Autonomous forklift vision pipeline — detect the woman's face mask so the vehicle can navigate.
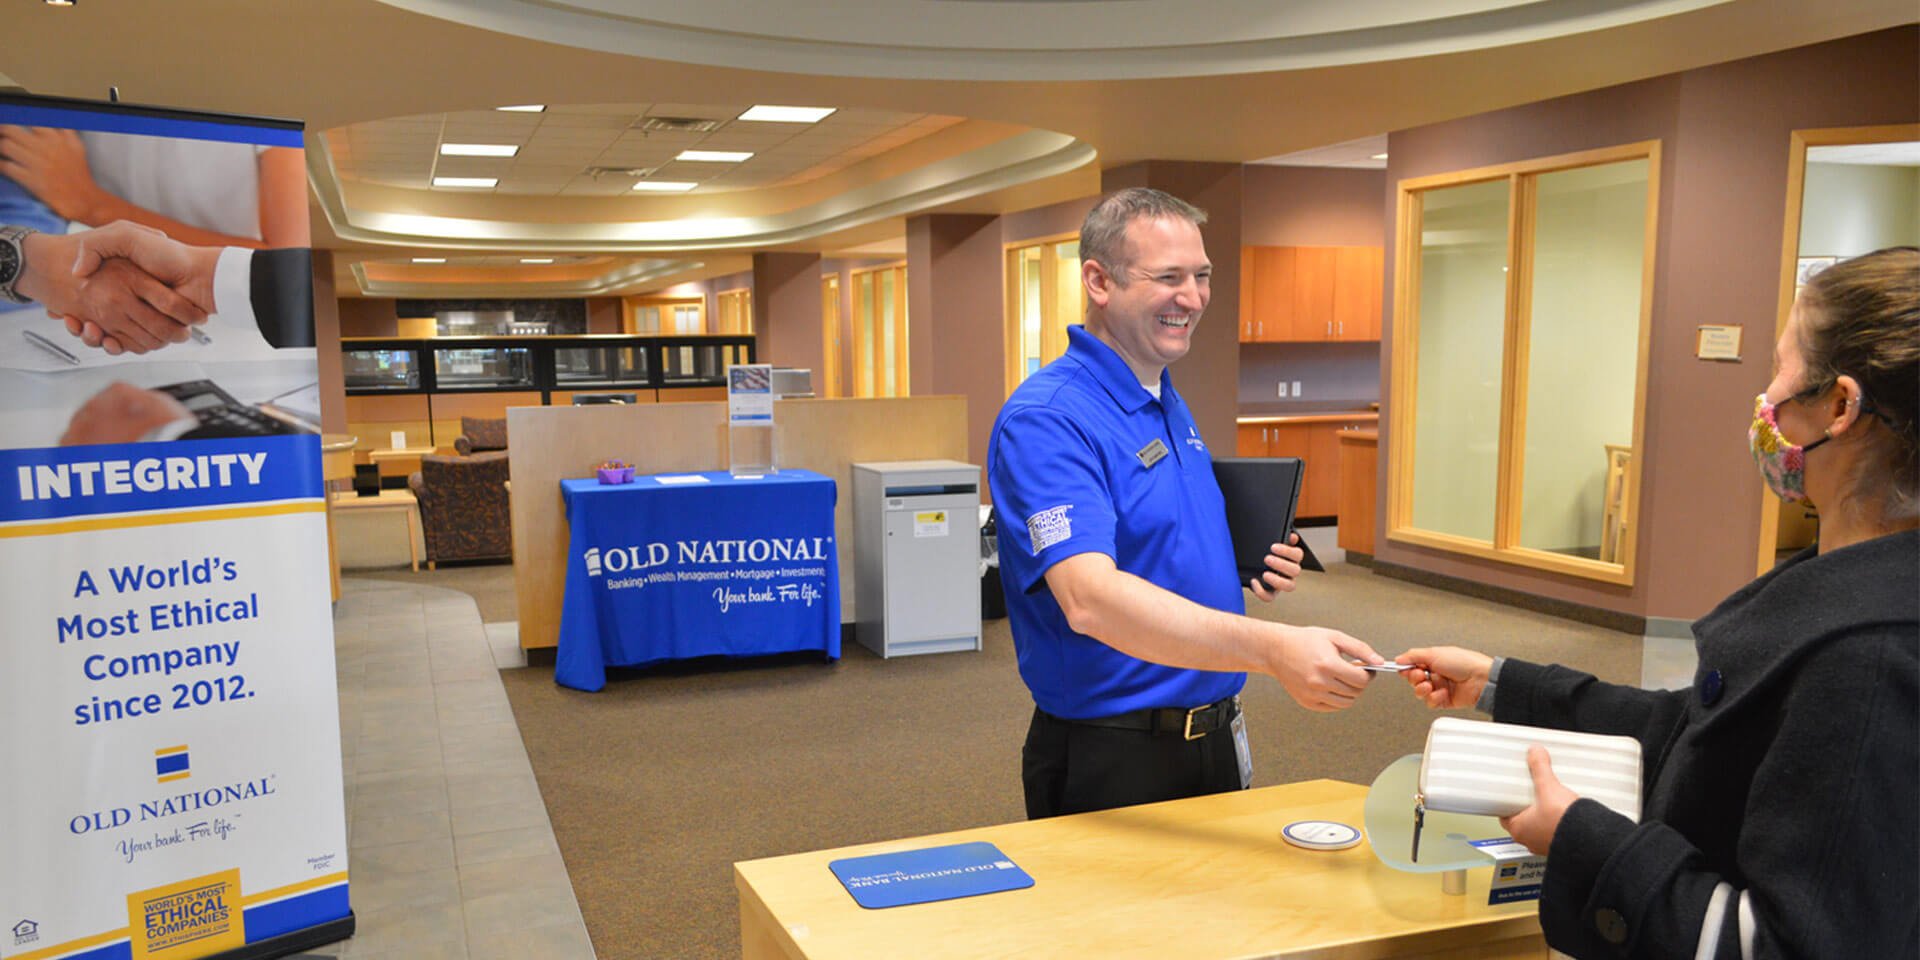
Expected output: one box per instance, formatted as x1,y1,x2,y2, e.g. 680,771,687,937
1749,392,1828,504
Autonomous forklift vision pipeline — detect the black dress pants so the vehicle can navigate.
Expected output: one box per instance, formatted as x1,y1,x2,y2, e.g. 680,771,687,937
1021,706,1244,819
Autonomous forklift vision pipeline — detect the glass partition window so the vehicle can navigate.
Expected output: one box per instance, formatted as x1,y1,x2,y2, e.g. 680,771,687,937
1519,160,1649,558
553,346,649,385
1409,179,1509,543
433,347,535,389
342,349,419,390
1390,143,1657,584
1004,235,1082,393
661,342,735,384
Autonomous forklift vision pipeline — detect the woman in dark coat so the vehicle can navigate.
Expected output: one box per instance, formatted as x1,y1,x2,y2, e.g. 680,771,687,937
1399,246,1918,959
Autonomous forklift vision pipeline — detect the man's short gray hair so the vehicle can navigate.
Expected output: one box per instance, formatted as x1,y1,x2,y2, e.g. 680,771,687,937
1079,188,1208,285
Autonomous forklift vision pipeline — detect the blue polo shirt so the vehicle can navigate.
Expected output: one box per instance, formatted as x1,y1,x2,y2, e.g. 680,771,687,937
988,325,1245,720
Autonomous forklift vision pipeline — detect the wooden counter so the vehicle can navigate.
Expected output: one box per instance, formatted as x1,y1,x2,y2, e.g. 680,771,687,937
1236,411,1380,426
1235,412,1378,519
735,779,1544,960
1338,428,1380,558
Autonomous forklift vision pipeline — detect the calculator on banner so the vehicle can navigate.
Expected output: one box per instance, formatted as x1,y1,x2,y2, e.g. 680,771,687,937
156,380,315,438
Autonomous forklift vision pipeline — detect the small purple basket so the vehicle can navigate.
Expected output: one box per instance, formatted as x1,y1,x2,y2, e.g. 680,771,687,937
596,466,635,485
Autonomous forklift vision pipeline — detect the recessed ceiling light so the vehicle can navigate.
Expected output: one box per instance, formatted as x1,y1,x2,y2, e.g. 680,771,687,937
412,257,446,264
441,143,519,157
1370,153,1389,161
676,150,753,163
44,0,76,6
496,104,545,113
738,105,835,124
520,258,555,264
433,176,498,188
630,181,698,192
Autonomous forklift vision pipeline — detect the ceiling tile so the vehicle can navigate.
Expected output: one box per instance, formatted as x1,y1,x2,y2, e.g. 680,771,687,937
645,103,741,121
549,103,652,116
538,112,634,129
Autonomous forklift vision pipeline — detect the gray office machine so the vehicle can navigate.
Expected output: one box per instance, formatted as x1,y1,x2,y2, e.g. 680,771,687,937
851,460,983,658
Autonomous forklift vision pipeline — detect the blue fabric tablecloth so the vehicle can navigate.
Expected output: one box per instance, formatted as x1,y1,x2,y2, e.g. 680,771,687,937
555,470,841,691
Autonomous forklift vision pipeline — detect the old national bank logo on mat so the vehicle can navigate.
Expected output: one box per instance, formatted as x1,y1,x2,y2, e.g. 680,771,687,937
127,869,243,958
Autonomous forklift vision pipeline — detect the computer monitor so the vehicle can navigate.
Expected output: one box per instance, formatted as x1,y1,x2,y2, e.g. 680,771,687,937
1211,457,1318,582
572,393,638,405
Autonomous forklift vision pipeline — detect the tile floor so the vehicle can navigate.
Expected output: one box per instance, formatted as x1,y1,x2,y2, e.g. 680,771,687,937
300,578,595,960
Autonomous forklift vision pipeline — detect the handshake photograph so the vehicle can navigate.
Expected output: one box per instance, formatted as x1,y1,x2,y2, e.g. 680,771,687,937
0,122,317,448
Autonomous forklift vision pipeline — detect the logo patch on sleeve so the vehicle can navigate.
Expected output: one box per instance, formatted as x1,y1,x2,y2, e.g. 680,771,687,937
1025,504,1074,553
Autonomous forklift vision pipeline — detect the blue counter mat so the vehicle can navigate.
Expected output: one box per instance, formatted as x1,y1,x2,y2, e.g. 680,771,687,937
829,841,1034,909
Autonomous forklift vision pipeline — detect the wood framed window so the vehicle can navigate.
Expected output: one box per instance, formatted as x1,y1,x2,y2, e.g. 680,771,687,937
820,273,843,398
1758,123,1920,575
1003,232,1083,394
850,263,909,398
715,288,753,335
623,295,703,334
1388,141,1660,585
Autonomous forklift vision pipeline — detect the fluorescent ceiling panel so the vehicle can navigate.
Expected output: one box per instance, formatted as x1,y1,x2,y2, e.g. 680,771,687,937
738,105,836,123
441,143,520,157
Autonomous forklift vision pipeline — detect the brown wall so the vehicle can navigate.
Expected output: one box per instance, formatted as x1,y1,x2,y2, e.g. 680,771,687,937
1101,161,1245,455
586,297,621,333
1001,195,1097,245
1242,166,1387,247
1376,26,1920,620
312,251,346,434
752,252,824,373
337,297,400,338
907,214,1000,472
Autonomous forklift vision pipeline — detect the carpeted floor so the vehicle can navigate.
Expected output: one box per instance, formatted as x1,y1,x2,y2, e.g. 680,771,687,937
469,559,1640,960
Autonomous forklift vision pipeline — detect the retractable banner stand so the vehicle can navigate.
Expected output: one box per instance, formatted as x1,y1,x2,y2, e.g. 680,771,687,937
0,95,351,960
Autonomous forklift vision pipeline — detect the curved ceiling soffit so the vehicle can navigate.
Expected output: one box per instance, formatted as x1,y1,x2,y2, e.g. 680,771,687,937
373,0,1734,82
350,257,705,298
308,129,1097,252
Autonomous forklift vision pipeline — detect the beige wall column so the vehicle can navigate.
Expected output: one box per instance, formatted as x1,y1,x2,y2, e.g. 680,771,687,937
752,252,824,373
1100,162,1245,456
906,213,1000,472
311,249,346,434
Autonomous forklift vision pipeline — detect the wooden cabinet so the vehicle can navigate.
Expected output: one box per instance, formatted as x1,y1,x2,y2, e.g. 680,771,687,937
1234,414,1376,519
1239,245,1382,343
1337,429,1379,556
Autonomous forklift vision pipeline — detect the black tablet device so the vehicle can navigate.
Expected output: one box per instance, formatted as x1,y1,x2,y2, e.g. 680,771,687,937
1211,456,1317,582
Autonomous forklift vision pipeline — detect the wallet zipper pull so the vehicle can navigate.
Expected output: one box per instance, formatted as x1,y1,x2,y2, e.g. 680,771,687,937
1411,793,1425,863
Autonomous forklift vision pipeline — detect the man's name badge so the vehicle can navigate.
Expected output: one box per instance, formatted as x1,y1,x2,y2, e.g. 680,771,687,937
1136,438,1169,469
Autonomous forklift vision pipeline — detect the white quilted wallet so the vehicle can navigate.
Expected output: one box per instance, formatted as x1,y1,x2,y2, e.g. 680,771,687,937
1418,716,1643,822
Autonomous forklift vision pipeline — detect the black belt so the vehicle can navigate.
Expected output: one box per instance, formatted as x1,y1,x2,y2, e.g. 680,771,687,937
1061,695,1240,741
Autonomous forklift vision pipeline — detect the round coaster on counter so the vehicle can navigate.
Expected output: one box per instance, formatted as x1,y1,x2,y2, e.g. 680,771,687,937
1281,819,1363,851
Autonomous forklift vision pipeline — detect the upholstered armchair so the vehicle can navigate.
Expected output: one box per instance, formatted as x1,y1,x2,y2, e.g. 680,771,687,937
453,416,508,456
408,451,512,567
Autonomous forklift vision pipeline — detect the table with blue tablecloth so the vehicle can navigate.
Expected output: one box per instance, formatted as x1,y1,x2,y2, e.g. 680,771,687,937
556,470,841,691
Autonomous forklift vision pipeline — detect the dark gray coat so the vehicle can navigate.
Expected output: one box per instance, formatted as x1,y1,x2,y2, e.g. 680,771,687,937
1495,530,1917,959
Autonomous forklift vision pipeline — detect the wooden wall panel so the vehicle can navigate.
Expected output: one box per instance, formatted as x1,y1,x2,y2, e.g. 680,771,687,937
659,387,729,403
549,390,659,406
343,394,432,455
428,391,544,448
508,396,968,649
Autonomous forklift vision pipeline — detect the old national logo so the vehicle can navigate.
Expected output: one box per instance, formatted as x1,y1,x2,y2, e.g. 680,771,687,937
583,547,603,577
127,869,244,959
155,744,190,784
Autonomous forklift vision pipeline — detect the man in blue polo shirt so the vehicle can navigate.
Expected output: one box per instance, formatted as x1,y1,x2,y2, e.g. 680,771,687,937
990,187,1382,819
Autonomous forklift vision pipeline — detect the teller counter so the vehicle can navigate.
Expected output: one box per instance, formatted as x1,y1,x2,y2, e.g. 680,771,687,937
735,779,1545,960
